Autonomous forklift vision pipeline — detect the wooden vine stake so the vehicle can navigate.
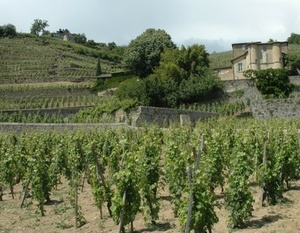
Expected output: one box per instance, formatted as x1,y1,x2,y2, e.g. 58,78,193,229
20,178,31,208
92,145,112,218
298,129,300,151
74,174,79,229
118,190,127,233
10,185,14,199
260,134,269,206
184,135,204,233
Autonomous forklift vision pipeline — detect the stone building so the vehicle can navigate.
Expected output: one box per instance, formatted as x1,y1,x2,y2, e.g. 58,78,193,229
231,41,288,79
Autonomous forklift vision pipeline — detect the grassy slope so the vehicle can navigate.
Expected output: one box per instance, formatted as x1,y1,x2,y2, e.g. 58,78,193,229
0,36,122,84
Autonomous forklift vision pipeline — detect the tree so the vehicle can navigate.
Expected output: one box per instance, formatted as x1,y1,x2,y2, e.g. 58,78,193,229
254,68,294,98
178,44,209,77
122,28,176,78
30,19,49,36
96,58,102,76
287,53,300,75
0,24,17,38
287,33,300,44
108,42,117,50
117,44,223,107
74,33,87,44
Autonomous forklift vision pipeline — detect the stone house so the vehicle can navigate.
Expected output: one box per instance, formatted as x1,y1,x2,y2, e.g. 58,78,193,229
231,41,288,79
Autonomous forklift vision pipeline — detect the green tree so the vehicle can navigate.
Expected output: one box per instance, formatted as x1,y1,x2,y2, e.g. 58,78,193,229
255,68,294,98
287,53,300,75
179,69,224,103
123,28,176,78
96,58,102,76
74,33,87,44
178,44,209,77
117,44,223,107
287,33,300,44
0,24,17,38
30,19,49,36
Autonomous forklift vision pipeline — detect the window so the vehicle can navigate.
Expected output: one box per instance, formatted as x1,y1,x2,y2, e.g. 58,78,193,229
262,53,268,63
242,45,248,50
262,45,267,51
237,63,243,72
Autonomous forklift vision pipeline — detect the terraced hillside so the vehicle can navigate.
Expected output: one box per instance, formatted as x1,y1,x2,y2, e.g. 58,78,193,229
209,50,232,69
0,37,122,84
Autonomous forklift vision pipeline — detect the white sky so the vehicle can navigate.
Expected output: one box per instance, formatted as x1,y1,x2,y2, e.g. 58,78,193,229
1,0,300,52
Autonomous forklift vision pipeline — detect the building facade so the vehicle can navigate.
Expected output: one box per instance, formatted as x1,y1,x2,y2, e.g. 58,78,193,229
231,41,288,79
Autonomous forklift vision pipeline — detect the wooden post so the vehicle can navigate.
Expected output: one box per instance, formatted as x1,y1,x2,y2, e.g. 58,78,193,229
118,190,127,233
20,179,31,208
92,145,112,217
10,185,14,199
0,184,3,201
74,177,78,229
185,135,204,233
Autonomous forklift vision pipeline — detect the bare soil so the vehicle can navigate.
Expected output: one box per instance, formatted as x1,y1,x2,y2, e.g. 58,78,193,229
1,178,300,233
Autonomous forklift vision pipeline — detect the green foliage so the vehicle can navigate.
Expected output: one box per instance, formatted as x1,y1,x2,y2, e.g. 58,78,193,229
209,50,232,69
115,78,146,104
94,72,135,91
256,69,294,98
287,53,300,75
287,33,300,44
182,100,247,117
2,119,300,231
96,58,102,76
225,133,254,228
30,19,49,36
0,24,17,38
123,28,176,78
118,44,223,108
245,68,294,98
179,70,224,103
74,33,87,44
179,174,218,233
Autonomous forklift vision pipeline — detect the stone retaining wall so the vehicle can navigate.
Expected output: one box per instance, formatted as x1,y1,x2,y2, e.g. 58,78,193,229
251,98,300,119
131,106,218,127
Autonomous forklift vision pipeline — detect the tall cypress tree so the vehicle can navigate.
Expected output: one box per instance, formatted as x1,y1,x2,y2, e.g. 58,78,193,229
96,58,102,76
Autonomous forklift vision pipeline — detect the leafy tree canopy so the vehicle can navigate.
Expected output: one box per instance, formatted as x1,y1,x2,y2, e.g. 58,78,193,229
0,24,17,38
287,33,300,44
122,28,176,78
30,19,49,36
286,53,300,75
117,44,223,108
244,68,294,98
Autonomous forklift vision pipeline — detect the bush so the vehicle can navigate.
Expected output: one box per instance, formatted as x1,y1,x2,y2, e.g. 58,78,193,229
255,68,294,98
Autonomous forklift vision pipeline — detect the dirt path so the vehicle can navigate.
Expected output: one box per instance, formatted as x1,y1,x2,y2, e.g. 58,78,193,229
1,179,300,233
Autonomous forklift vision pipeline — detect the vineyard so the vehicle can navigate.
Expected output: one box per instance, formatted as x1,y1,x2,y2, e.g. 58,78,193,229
2,36,300,233
0,37,122,84
1,118,300,232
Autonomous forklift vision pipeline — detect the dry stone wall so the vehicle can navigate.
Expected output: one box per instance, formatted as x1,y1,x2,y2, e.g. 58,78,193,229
251,98,300,119
131,106,218,127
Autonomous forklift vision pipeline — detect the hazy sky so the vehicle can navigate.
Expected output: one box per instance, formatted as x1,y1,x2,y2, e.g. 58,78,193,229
1,0,300,52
